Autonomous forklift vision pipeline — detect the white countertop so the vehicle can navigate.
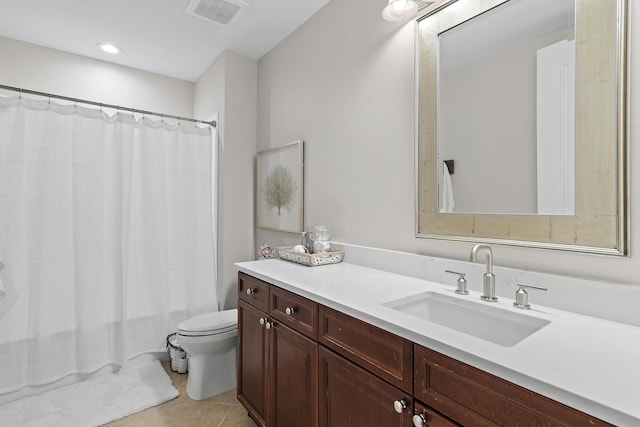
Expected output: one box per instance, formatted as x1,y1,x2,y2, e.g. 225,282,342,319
236,259,640,427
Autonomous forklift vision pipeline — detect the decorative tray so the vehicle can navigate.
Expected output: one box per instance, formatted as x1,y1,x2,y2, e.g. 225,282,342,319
276,247,344,267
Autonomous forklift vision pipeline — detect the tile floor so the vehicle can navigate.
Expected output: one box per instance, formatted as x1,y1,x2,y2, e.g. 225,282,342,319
105,362,257,427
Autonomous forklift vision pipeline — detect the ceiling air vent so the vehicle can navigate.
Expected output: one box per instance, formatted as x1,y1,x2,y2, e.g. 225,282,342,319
184,0,250,28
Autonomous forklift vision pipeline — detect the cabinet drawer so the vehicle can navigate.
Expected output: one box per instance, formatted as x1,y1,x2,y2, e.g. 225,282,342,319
238,272,269,312
319,306,413,393
414,345,613,427
270,286,318,340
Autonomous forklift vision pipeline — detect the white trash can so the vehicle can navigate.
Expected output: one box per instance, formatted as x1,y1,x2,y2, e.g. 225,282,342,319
166,332,188,374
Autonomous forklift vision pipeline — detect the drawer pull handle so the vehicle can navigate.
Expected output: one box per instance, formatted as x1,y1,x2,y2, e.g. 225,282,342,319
393,399,407,414
246,288,256,295
412,414,426,427
285,307,296,315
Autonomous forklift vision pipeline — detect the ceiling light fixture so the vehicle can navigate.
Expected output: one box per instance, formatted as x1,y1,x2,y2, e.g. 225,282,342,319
97,43,122,55
382,0,419,22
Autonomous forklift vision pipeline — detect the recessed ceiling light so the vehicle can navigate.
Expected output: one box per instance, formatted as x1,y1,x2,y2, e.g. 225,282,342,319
97,43,122,54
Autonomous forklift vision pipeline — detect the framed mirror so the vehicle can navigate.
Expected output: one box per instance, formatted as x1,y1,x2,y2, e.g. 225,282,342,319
416,0,628,255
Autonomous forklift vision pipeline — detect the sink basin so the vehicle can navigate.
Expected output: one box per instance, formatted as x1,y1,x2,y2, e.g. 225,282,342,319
383,292,549,347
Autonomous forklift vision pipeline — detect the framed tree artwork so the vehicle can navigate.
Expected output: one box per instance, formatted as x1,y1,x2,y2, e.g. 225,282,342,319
257,140,303,233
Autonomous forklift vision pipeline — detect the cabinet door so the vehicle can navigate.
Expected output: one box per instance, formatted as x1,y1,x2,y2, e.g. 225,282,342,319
269,320,318,427
319,346,412,427
237,300,268,427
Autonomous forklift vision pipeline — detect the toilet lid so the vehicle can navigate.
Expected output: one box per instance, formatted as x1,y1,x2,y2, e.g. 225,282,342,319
177,309,238,335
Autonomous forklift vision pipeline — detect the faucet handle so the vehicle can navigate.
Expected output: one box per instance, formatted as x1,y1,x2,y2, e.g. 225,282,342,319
513,283,547,309
445,270,469,295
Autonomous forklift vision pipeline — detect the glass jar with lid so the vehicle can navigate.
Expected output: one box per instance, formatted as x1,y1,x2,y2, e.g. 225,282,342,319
312,225,331,253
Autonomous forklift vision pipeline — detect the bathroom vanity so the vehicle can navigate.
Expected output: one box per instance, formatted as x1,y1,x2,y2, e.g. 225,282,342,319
235,258,640,426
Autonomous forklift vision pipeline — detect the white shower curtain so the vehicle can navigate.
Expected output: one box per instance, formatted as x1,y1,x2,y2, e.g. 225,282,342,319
0,96,218,393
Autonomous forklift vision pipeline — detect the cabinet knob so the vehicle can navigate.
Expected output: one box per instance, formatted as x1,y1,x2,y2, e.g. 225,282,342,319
285,307,296,315
246,288,256,295
393,399,407,414
259,317,266,326
412,414,426,427
265,321,273,330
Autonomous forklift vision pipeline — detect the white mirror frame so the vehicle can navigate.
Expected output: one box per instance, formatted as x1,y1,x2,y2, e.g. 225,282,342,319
415,0,629,255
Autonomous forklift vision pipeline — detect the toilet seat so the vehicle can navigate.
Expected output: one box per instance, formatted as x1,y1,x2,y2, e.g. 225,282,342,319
177,309,238,337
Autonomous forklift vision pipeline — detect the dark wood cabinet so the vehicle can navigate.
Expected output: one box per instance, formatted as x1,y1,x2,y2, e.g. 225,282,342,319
237,272,318,427
413,400,461,427
414,344,613,427
269,319,318,427
238,272,614,427
270,285,318,340
319,305,413,393
238,272,269,311
319,346,412,427
237,299,268,427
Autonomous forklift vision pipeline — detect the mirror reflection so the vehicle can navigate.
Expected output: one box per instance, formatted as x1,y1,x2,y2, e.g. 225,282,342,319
416,0,628,255
437,0,576,215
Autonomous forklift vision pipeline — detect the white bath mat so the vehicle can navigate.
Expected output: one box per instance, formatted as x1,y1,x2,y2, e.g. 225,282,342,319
0,355,179,426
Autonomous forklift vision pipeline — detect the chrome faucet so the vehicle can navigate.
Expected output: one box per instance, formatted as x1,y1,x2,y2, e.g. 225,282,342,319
470,244,498,302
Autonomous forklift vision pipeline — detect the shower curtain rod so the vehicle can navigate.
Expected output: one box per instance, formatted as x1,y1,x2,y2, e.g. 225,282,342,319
0,84,216,128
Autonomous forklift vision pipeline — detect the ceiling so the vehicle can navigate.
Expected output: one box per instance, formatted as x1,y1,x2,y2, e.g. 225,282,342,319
0,0,332,82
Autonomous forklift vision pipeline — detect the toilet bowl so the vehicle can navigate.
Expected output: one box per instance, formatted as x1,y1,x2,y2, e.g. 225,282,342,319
177,309,238,400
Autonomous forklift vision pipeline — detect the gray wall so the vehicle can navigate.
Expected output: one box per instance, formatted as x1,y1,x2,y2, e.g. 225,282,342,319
257,0,416,258
0,37,193,117
195,51,257,310
256,0,640,288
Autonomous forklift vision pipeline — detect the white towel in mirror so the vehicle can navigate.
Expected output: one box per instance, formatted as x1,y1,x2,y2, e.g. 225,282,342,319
440,162,456,213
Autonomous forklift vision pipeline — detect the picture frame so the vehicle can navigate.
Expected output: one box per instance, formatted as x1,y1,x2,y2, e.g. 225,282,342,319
257,140,303,233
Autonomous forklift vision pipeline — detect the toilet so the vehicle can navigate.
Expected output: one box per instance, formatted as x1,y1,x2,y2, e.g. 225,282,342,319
176,309,238,400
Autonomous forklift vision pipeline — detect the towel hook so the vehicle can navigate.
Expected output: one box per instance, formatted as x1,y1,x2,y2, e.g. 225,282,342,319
444,159,455,175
